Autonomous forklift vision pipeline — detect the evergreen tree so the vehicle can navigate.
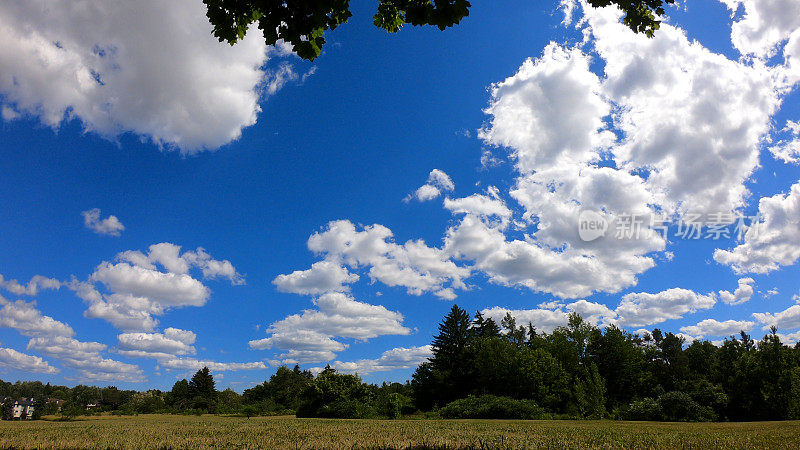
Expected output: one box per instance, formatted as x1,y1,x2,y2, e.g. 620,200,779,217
169,379,190,410
431,305,472,367
188,367,217,412
413,305,473,408
472,311,500,339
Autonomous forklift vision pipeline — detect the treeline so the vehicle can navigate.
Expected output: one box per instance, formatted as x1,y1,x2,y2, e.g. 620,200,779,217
4,305,800,422
0,367,248,418
411,306,800,421
1,365,414,420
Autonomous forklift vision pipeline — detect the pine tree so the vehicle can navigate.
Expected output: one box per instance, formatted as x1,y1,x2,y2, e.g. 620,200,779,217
431,305,471,370
412,305,474,407
188,367,217,412
472,311,500,339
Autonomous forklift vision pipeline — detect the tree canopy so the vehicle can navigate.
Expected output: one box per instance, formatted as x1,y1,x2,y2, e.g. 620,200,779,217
204,0,676,61
2,308,800,422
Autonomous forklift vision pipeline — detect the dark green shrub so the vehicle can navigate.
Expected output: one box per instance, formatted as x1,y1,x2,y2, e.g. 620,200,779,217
657,391,711,422
313,398,378,419
621,398,661,421
438,395,544,419
374,392,413,419
295,368,374,418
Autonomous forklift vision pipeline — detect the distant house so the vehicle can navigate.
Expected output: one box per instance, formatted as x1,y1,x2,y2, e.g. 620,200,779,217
11,398,35,420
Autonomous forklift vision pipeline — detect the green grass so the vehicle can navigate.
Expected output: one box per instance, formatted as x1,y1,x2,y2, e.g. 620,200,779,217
0,415,798,449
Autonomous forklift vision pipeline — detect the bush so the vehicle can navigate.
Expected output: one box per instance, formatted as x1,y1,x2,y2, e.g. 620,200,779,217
311,398,378,419
295,368,375,419
657,391,712,422
375,392,413,419
621,392,714,422
438,395,544,420
620,398,661,421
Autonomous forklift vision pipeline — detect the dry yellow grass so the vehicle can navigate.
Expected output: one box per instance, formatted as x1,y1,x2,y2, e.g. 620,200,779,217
0,415,798,449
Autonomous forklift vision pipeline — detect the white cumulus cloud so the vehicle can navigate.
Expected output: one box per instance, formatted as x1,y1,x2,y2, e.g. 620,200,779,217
70,243,243,331
0,347,59,374
82,208,125,236
753,304,800,330
680,319,755,339
321,345,433,375
613,288,717,328
407,169,455,202
273,260,359,295
715,182,800,274
0,0,289,152
719,278,755,305
251,292,410,364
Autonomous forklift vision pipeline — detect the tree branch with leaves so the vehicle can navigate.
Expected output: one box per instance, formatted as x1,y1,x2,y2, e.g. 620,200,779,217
204,0,676,61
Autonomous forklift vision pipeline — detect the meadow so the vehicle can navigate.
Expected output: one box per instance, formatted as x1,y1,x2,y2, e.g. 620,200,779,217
0,415,798,449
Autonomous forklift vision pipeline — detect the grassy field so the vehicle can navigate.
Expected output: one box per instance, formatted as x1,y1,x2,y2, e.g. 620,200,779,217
0,415,798,449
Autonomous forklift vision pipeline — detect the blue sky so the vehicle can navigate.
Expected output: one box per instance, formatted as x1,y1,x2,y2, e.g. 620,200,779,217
2,0,800,390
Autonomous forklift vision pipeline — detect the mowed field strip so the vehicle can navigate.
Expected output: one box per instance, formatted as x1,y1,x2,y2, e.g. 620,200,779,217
1,415,799,449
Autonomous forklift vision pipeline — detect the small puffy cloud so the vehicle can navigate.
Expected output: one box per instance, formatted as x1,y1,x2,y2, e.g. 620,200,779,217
159,357,266,372
83,293,160,332
273,260,359,295
674,333,701,343
323,346,433,375
27,335,144,382
719,278,756,305
714,182,800,274
0,299,75,338
0,347,59,374
753,304,800,330
775,329,800,345
482,299,615,333
567,299,618,325
482,306,568,333
27,336,106,362
479,43,614,174
0,0,284,152
252,292,410,364
444,215,656,299
82,208,125,236
0,274,61,296
1,105,19,121
723,0,800,59
249,329,346,352
126,243,245,285
144,243,189,274
71,243,243,331
303,220,469,298
268,350,340,366
407,169,455,202
92,262,210,307
444,191,512,226
116,327,196,359
680,319,755,339
184,248,245,285
769,120,800,164
272,292,410,340
613,288,717,328
251,330,347,365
